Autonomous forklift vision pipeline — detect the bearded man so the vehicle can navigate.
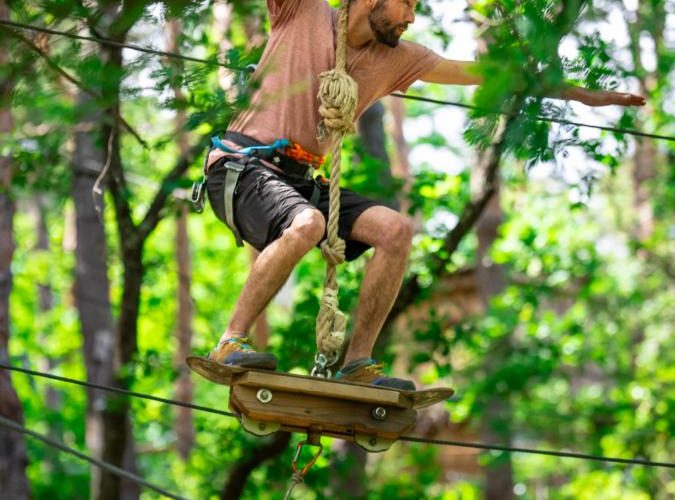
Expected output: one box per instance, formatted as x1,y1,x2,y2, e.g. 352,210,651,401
203,0,645,390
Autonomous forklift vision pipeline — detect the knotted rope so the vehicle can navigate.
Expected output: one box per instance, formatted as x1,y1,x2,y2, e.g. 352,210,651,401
314,1,358,372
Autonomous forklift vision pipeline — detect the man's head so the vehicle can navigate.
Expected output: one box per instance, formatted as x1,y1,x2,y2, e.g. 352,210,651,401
367,0,417,48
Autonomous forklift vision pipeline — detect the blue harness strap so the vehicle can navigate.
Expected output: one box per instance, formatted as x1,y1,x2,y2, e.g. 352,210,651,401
211,136,290,157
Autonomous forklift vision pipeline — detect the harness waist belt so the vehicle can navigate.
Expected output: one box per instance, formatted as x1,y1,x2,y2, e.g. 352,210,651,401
218,131,322,178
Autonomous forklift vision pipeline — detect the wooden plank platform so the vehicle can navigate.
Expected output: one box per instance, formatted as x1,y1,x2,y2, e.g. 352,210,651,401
187,356,455,451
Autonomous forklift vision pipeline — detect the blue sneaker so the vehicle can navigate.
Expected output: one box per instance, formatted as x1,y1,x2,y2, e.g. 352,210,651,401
208,337,277,370
335,358,415,391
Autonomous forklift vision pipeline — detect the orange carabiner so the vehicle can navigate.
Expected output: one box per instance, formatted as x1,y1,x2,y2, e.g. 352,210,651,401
291,439,324,478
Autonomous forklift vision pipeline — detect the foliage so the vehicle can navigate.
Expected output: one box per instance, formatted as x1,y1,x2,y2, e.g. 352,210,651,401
3,0,673,499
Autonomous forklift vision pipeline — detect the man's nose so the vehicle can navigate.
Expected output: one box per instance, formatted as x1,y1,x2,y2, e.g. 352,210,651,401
405,11,415,24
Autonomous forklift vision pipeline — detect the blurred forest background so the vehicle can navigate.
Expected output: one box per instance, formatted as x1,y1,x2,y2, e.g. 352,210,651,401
0,0,673,499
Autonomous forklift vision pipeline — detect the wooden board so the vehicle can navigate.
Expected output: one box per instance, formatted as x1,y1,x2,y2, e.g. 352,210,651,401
230,384,417,440
187,356,454,410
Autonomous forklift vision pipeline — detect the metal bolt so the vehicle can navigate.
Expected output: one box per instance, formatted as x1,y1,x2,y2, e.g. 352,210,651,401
371,406,388,421
259,423,266,431
256,388,273,404
369,437,377,446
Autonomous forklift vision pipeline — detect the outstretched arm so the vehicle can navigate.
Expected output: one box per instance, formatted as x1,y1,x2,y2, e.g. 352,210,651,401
420,59,482,86
558,85,645,107
420,58,645,107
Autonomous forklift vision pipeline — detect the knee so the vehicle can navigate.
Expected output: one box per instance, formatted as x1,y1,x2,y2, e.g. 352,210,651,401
285,209,326,248
379,215,414,254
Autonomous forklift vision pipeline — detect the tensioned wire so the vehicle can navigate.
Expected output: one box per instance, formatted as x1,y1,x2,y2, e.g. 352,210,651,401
1,19,673,143
2,363,674,470
0,414,188,500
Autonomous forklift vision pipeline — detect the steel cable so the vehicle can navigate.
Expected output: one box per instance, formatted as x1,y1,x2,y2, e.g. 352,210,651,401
0,414,189,500
2,363,673,469
1,19,673,143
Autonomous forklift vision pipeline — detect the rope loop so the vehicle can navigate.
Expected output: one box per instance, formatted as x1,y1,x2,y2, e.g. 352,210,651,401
320,237,346,265
316,287,346,355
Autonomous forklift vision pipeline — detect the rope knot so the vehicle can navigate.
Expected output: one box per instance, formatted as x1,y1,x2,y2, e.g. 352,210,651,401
320,237,346,266
317,69,358,142
316,287,346,354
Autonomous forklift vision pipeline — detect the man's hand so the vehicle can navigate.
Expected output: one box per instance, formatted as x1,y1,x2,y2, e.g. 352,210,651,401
563,87,646,107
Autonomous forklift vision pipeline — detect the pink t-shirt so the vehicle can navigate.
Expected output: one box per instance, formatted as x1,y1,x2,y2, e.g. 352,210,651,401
220,0,442,160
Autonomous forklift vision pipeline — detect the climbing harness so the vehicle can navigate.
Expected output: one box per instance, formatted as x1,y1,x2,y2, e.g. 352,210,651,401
312,0,358,378
283,141,326,168
191,135,326,247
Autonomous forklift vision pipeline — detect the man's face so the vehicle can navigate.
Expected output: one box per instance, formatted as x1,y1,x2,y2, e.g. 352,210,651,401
368,0,417,48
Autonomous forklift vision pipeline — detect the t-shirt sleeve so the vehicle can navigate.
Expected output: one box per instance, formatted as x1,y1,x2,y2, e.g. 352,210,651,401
386,41,443,93
267,0,315,29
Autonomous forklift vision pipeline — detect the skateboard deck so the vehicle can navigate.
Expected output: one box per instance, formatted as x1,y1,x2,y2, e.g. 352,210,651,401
186,356,454,410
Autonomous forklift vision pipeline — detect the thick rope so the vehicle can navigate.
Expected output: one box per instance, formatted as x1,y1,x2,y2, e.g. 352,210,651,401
314,2,358,363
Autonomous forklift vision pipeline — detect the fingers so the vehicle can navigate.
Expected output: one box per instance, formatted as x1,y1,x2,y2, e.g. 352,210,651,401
618,92,646,106
594,91,646,107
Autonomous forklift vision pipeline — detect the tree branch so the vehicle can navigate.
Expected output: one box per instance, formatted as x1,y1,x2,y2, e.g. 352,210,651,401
137,136,209,241
220,432,292,500
384,114,514,329
0,25,149,148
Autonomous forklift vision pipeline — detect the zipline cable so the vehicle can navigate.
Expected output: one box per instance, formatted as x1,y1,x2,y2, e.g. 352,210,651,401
2,363,674,470
0,363,236,419
0,414,189,500
392,93,675,143
2,19,674,144
398,435,675,469
0,19,238,69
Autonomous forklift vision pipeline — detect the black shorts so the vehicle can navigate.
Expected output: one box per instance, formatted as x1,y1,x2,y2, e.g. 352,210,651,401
206,157,381,261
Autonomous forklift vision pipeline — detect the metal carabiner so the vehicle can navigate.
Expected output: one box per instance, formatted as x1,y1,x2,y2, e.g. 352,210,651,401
291,439,324,478
310,351,340,378
191,177,206,213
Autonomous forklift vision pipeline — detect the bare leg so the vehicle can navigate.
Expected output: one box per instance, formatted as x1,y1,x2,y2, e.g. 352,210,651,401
220,208,325,343
342,206,413,365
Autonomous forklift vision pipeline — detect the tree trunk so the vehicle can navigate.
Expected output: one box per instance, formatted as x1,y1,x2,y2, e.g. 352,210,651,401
167,19,196,460
357,101,399,209
96,14,140,499
387,96,413,215
33,196,64,470
472,158,514,500
70,89,118,498
626,1,660,246
0,1,30,495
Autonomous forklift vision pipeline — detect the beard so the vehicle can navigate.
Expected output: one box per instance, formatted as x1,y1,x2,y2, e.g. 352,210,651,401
368,1,407,48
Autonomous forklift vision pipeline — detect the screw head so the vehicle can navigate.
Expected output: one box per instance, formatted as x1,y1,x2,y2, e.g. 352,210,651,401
371,406,388,421
256,388,273,404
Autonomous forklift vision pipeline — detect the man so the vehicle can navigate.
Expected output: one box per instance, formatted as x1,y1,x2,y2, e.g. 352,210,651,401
204,0,645,390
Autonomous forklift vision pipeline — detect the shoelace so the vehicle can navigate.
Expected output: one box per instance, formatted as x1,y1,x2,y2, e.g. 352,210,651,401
217,337,254,352
363,362,385,375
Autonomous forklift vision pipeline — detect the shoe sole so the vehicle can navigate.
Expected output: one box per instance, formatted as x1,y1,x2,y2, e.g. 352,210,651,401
223,352,278,371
